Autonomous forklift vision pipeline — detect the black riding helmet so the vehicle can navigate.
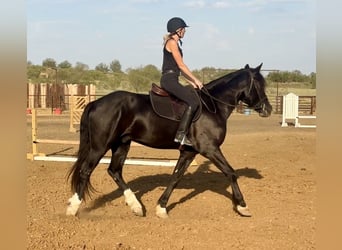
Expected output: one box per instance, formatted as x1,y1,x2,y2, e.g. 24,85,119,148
167,17,189,33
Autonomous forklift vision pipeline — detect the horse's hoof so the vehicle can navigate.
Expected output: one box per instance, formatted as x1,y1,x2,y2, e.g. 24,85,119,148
124,189,143,216
131,206,144,217
236,205,252,217
156,204,169,219
66,206,77,216
66,193,82,216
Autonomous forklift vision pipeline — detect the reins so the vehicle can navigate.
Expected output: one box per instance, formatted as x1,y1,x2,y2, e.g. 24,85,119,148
199,72,267,112
199,72,252,109
199,87,237,112
199,87,217,113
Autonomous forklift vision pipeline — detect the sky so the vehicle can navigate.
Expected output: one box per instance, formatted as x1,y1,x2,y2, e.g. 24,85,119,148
27,0,316,74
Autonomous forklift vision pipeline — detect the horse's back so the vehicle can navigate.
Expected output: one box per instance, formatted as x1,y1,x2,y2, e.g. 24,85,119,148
90,90,149,112
98,90,147,103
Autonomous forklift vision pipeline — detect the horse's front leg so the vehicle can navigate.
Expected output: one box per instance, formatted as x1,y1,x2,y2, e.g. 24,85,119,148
156,150,197,218
203,148,251,217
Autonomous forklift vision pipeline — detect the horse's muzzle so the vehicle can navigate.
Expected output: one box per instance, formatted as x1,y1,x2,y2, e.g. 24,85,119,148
256,103,272,117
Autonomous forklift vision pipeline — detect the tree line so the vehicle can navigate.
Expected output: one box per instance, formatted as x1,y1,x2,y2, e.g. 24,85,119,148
27,58,316,93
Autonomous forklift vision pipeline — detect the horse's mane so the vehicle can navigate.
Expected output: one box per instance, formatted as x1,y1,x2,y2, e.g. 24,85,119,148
204,67,266,91
204,68,248,90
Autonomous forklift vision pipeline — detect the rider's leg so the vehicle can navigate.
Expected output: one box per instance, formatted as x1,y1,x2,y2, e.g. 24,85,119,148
174,106,194,146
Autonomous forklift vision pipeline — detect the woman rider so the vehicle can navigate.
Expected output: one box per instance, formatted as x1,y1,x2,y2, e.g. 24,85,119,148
160,17,203,146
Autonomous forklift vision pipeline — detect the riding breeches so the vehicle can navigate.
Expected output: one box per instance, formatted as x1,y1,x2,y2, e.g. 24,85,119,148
160,72,200,112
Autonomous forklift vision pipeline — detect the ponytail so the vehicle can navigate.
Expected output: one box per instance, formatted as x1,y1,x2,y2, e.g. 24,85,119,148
163,33,172,45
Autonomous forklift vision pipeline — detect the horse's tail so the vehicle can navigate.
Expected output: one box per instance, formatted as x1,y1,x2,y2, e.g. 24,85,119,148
67,102,95,199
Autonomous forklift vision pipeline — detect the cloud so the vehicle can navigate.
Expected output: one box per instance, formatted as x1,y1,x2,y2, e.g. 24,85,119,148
184,0,233,9
238,0,309,9
183,0,206,8
212,1,232,9
196,23,232,51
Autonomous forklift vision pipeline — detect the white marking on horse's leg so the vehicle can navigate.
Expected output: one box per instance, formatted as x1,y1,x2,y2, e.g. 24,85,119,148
66,193,82,216
236,205,252,217
123,189,143,216
156,204,168,219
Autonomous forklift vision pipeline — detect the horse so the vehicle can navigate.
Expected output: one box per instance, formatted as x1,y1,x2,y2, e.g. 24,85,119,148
66,63,272,218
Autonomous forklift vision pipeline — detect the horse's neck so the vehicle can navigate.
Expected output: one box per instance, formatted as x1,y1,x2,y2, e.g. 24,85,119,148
205,71,249,117
207,78,241,105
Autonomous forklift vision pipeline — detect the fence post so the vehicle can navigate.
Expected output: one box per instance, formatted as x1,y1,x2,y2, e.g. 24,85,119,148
27,109,45,160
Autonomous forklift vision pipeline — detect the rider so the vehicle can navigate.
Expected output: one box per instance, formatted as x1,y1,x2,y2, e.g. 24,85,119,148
160,17,203,146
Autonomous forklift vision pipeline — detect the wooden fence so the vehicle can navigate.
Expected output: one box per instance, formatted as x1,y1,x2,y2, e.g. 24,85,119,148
236,95,316,115
27,84,316,116
27,83,96,111
277,95,316,115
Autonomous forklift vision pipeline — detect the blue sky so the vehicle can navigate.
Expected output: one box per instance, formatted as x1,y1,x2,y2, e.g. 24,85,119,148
27,0,316,74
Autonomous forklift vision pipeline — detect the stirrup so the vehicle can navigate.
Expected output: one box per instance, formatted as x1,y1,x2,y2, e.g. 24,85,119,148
174,135,192,146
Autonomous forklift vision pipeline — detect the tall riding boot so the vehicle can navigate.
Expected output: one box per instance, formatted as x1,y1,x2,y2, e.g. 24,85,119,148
174,106,194,146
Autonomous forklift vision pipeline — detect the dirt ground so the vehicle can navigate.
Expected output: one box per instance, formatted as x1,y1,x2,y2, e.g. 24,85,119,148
26,112,316,249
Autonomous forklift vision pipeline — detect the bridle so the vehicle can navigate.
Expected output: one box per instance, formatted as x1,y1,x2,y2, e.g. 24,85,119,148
199,71,267,113
246,73,268,112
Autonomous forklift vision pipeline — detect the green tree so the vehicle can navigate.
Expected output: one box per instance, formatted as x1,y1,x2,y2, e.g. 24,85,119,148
81,70,108,85
74,62,89,71
55,67,73,85
110,60,122,73
267,71,287,82
95,63,109,73
127,68,150,92
67,62,88,84
110,72,126,90
309,72,316,89
142,64,161,83
27,64,44,83
58,60,72,69
42,58,57,68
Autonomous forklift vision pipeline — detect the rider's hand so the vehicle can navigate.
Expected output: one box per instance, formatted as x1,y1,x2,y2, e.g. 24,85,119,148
194,79,203,89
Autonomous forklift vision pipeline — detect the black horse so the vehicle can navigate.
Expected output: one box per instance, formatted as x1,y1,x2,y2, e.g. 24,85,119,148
66,63,272,218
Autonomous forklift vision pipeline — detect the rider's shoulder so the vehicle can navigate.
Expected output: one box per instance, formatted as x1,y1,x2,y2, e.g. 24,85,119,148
166,38,177,46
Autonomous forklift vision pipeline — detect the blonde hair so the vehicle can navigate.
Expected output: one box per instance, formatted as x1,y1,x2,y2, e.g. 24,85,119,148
163,28,183,45
163,33,172,45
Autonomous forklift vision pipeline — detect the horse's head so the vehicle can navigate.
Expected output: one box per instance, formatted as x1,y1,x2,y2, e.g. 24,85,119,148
241,63,272,117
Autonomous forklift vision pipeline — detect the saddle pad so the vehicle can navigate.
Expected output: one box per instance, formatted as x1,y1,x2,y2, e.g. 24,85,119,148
149,91,201,122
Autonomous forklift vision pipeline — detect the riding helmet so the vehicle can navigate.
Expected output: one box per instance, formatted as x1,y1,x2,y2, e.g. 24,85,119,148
167,17,189,33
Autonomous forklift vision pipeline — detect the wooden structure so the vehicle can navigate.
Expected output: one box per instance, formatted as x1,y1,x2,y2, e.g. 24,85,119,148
27,109,197,167
27,83,96,112
281,93,316,128
68,84,96,132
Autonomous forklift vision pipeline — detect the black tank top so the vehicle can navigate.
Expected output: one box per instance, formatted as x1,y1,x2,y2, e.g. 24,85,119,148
162,39,183,75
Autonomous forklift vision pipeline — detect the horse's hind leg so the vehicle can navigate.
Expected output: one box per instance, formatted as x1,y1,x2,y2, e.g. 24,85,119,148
107,142,143,216
156,150,197,218
66,149,106,216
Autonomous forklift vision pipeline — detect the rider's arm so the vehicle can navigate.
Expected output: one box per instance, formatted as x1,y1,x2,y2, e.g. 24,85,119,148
167,39,203,89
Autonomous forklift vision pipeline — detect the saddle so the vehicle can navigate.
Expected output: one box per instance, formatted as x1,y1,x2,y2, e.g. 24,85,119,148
149,83,201,122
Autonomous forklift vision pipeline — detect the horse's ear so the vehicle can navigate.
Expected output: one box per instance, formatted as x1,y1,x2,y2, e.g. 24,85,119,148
244,64,250,69
255,63,263,72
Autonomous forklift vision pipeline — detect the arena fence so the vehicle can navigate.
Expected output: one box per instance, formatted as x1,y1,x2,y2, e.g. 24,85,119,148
27,109,197,167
